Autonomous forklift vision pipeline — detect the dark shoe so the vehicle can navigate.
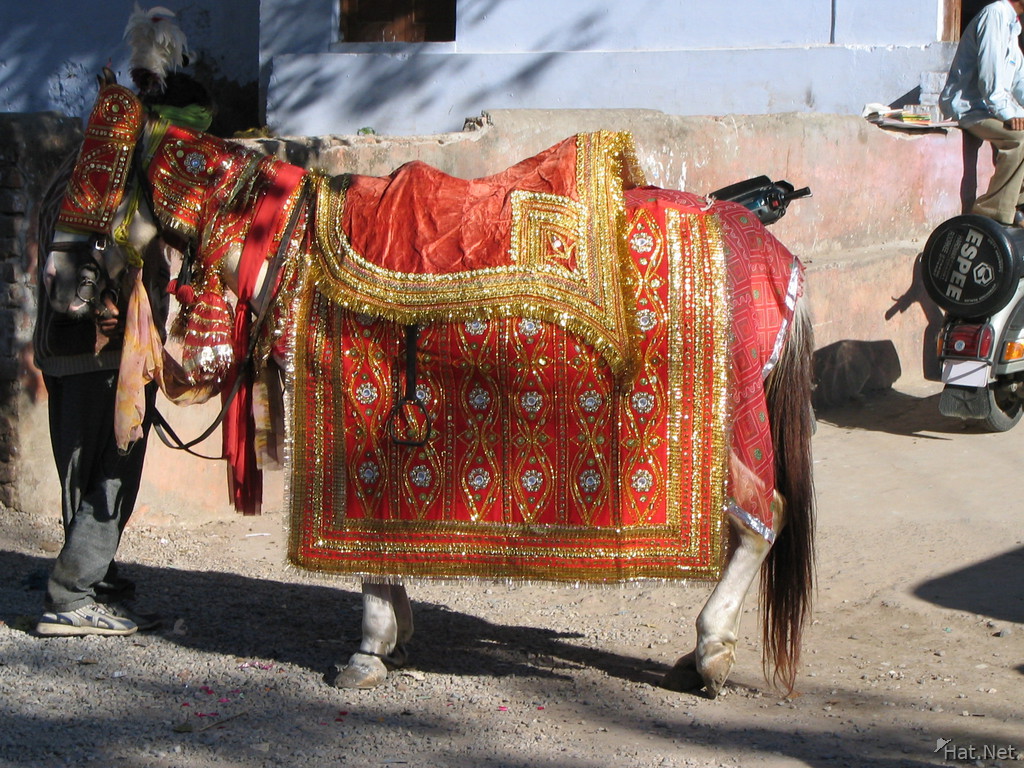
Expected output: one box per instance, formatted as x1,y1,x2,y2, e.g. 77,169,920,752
36,602,138,637
94,576,136,600
1014,210,1024,228
100,601,162,631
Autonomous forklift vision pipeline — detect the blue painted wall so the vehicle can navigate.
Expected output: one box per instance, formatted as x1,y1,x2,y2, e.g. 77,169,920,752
262,0,956,136
2,0,956,137
0,0,257,131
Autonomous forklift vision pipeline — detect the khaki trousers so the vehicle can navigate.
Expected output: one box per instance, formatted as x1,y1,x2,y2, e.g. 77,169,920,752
965,117,1024,225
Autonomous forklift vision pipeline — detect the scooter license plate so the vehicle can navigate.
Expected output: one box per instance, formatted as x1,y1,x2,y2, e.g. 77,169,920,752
941,359,991,387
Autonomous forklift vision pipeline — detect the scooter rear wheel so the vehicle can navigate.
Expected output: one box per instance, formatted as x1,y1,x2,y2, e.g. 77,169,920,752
982,384,1023,432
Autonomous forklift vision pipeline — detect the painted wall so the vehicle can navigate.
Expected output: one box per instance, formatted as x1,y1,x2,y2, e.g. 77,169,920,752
268,45,954,137
833,0,940,45
2,1,956,138
262,0,956,136
449,1,833,51
0,0,258,132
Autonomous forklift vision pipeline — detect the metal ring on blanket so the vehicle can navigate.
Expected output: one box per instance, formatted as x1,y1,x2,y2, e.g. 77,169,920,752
387,325,432,447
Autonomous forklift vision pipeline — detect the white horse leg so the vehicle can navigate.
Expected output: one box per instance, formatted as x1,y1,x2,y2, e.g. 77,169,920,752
331,580,414,689
663,492,785,697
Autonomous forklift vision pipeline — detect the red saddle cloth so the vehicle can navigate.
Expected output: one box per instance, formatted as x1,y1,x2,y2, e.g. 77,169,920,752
309,132,645,380
282,137,798,581
286,140,802,581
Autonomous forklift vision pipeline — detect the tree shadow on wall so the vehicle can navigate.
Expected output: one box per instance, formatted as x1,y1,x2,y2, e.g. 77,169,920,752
266,0,604,134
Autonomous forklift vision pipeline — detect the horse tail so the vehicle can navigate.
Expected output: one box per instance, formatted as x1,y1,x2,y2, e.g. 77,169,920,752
761,296,816,694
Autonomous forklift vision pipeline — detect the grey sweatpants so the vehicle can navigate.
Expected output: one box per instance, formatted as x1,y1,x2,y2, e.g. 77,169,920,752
43,370,154,612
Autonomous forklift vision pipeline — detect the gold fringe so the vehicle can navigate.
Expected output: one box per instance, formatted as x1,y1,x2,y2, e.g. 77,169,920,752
285,201,733,584
307,132,645,382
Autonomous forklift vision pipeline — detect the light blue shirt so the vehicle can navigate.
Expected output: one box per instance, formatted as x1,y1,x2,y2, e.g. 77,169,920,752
940,0,1024,125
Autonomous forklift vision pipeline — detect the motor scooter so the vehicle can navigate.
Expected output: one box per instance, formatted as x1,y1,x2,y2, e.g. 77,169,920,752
709,175,812,226
921,214,1024,431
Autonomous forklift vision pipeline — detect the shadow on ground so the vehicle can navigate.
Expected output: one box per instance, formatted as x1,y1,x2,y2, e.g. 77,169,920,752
2,547,1014,768
913,545,1024,628
3,549,653,686
814,388,977,438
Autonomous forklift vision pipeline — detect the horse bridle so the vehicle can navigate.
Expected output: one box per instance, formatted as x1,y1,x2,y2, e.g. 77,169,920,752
100,123,301,460
46,233,122,319
63,116,434,455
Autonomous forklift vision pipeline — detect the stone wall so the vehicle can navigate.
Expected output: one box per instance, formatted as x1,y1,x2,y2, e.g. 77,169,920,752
0,114,82,508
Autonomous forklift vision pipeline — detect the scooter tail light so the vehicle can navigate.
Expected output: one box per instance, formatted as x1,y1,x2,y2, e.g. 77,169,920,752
942,323,994,359
981,326,994,358
1003,340,1024,362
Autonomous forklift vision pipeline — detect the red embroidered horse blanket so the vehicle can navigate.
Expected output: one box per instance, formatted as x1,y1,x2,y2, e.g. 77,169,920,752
285,133,801,582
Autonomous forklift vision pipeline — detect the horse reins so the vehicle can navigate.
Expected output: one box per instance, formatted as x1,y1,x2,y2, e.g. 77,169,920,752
121,129,306,459
116,124,433,456
45,234,122,318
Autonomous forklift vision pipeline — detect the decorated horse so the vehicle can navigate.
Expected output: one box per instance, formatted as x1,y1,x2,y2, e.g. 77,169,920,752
42,64,815,697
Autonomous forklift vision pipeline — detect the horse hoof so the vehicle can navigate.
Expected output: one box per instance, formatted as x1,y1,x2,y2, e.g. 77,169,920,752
330,653,389,689
697,644,735,699
660,651,704,692
386,644,408,669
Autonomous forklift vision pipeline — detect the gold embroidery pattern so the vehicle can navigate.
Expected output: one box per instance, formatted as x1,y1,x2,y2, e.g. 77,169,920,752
338,311,390,520
308,132,644,380
454,321,503,522
59,84,143,233
507,319,558,524
620,207,667,529
288,198,732,583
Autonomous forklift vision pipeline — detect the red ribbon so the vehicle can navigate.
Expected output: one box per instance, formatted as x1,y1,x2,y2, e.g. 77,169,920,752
223,162,305,514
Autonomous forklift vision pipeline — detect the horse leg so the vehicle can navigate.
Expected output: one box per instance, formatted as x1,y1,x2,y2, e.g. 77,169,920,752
330,580,414,689
387,582,415,666
662,492,785,697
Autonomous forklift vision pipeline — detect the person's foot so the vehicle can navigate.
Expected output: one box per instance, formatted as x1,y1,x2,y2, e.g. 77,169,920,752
94,575,136,601
36,602,138,637
100,601,162,631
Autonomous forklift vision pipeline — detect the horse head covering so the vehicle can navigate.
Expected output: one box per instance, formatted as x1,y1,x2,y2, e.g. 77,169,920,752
58,82,144,234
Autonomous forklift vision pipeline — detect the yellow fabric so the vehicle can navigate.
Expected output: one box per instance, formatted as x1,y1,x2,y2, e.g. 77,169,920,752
114,268,161,451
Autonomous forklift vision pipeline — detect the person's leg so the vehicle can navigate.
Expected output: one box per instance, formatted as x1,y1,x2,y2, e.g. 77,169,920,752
965,118,1024,224
43,371,151,613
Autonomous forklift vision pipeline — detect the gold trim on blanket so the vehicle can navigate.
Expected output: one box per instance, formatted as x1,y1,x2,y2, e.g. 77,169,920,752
308,131,645,381
286,203,731,583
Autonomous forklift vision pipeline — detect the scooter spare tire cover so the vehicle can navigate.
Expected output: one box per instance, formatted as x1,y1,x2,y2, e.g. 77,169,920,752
921,214,1024,317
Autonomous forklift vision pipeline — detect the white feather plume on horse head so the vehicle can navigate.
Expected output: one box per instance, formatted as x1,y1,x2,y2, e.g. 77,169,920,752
124,4,191,96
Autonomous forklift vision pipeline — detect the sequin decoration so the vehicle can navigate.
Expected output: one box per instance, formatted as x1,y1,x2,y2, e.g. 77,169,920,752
521,469,545,493
631,468,655,493
520,391,544,414
184,152,207,174
468,386,491,412
637,309,657,333
59,84,144,233
287,185,756,583
578,469,602,494
410,465,433,488
358,461,381,485
467,468,491,491
355,381,378,405
579,390,603,413
308,133,646,381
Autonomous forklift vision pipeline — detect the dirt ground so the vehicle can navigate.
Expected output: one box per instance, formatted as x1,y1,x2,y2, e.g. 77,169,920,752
1,379,1022,768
